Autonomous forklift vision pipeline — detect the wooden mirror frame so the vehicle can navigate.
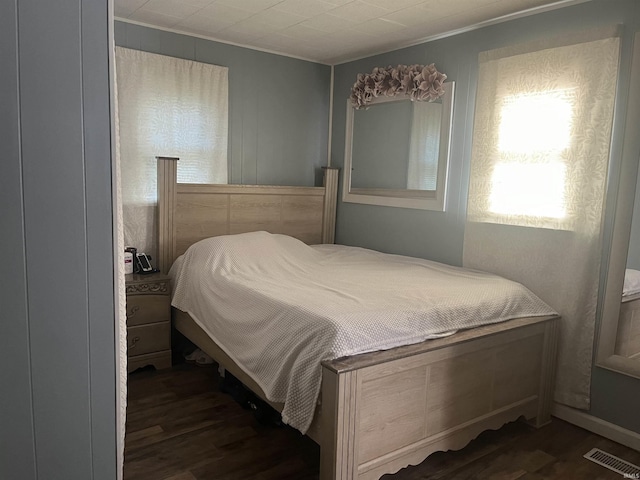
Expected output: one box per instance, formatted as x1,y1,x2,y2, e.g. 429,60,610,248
342,82,454,211
596,32,640,379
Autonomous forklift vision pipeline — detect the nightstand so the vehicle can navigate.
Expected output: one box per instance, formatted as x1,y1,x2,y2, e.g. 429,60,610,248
125,273,172,372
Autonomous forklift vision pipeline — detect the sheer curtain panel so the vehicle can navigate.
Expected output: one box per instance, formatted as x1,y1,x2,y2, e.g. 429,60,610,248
463,28,620,409
115,47,229,258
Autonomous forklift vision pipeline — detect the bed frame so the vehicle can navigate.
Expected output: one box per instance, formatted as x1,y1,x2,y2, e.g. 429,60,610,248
157,157,560,480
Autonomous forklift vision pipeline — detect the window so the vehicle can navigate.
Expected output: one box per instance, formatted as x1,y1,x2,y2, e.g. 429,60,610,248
115,47,229,255
467,34,620,231
489,89,575,219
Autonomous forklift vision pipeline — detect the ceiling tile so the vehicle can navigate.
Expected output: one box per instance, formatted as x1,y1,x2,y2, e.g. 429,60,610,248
114,5,137,17
197,3,255,22
214,0,283,13
128,9,182,27
256,33,305,50
319,0,354,5
138,0,201,18
299,12,361,32
175,14,235,33
328,0,393,22
381,4,447,27
279,23,329,40
272,0,338,18
419,0,479,17
215,28,263,43
180,0,216,7
361,0,426,12
114,0,149,16
222,19,280,36
248,8,308,29
353,17,408,35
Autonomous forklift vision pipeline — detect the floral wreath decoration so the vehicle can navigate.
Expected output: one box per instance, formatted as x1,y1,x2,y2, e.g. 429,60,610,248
349,63,447,110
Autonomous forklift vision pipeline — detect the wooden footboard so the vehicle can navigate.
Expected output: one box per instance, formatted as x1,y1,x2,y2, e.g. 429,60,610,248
175,309,558,480
319,315,559,480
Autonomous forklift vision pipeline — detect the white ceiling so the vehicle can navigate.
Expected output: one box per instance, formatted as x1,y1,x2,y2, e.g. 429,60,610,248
114,0,584,64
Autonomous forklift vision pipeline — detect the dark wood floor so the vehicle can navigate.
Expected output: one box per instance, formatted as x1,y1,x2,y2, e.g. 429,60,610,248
125,363,640,480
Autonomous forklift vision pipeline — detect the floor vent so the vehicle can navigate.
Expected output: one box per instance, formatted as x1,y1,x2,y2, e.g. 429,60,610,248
584,448,640,477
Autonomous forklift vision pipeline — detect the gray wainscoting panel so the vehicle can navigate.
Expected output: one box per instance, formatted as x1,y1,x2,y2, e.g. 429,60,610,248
2,0,117,479
590,367,640,433
82,0,118,478
0,1,37,479
19,0,94,475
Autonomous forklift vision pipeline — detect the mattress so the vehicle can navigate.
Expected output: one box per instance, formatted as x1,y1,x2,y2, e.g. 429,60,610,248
170,231,556,433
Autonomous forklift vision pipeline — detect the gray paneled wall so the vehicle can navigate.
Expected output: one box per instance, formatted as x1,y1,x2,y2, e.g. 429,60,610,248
626,165,640,270
0,0,116,479
115,22,331,187
332,0,640,433
332,0,640,267
0,0,38,477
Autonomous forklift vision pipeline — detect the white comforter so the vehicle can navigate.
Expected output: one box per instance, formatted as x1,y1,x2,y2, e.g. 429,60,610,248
170,232,556,433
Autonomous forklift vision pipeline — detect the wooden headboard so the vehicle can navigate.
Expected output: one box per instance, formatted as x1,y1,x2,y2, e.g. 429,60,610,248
156,157,339,273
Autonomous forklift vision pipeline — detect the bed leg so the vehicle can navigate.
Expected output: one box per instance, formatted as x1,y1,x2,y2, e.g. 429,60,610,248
320,367,358,480
530,318,560,428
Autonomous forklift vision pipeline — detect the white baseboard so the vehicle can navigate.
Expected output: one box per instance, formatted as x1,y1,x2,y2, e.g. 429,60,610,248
552,402,640,451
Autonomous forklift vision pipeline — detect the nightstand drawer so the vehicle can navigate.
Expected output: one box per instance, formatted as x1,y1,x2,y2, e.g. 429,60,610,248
127,322,170,357
127,295,170,326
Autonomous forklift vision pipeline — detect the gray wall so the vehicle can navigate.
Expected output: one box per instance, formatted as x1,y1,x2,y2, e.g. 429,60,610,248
115,21,331,187
626,165,640,270
331,0,640,432
0,0,116,479
351,101,412,189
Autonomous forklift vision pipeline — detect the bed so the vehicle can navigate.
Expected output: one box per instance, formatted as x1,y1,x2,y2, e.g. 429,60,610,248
156,157,560,480
616,269,640,359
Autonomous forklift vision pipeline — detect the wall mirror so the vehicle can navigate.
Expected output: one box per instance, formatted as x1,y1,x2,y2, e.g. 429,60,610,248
596,32,640,379
342,82,454,210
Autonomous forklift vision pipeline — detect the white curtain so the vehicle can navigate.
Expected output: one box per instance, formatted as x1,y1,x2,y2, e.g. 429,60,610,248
115,47,228,258
407,101,442,190
463,28,620,409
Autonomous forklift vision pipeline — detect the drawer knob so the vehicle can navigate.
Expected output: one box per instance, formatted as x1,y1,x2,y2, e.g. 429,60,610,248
129,336,141,349
127,305,140,318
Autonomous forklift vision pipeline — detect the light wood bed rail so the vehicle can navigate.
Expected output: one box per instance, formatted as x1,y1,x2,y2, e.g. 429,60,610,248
157,157,560,480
